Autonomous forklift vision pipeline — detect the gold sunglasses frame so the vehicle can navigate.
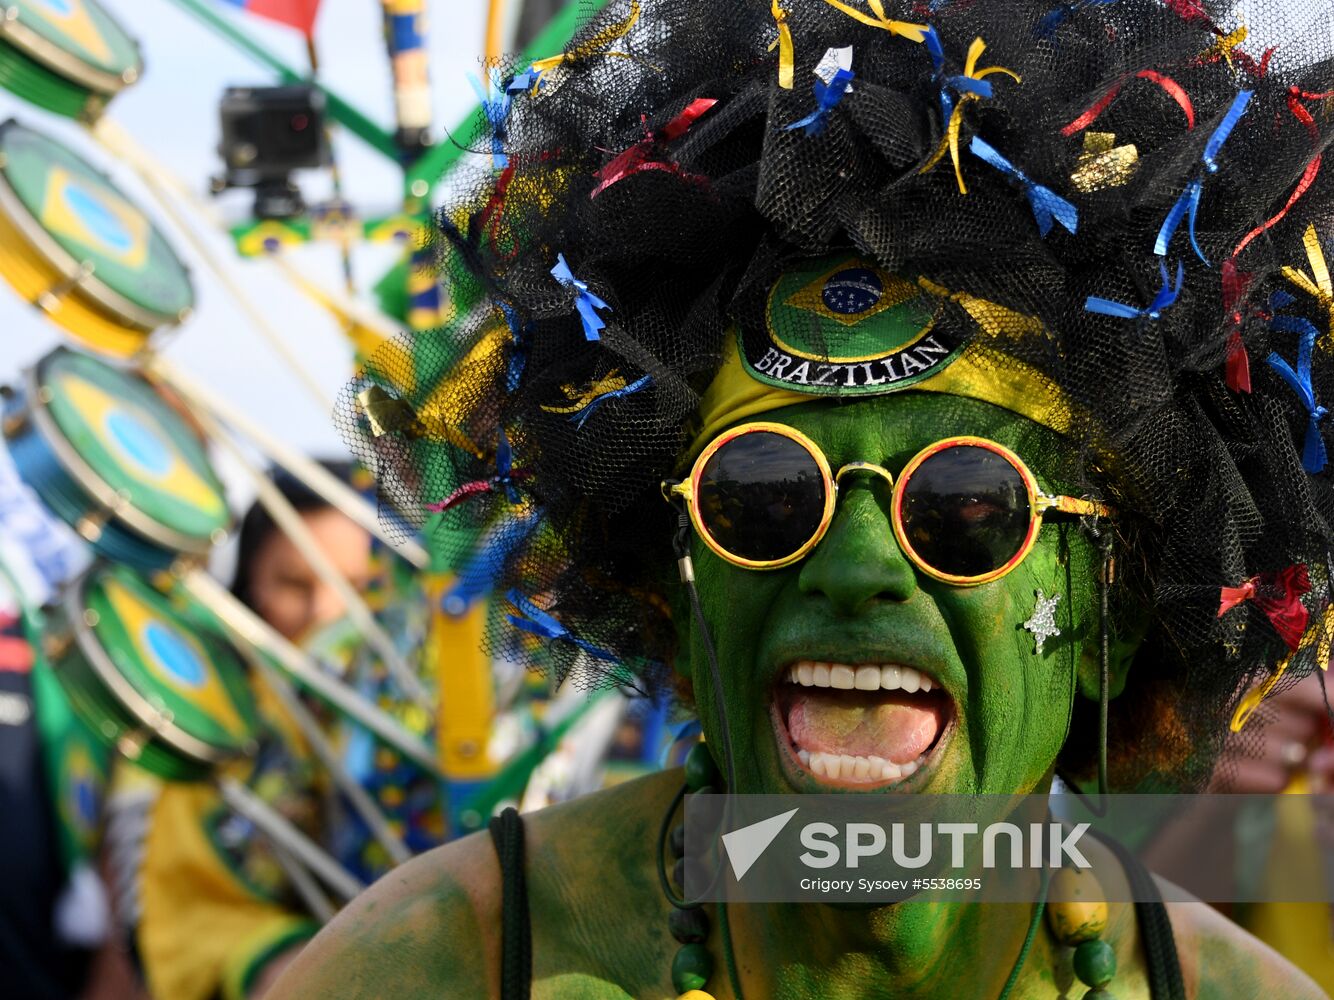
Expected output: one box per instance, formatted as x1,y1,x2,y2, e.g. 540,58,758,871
665,421,1111,586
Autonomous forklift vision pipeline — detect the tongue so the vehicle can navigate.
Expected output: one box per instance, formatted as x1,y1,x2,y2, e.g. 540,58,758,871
786,689,942,764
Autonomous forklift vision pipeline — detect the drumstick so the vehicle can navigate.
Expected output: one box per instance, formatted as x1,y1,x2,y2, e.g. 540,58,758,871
146,354,428,569
188,399,432,709
245,650,413,865
86,118,333,414
179,566,444,779
218,777,364,903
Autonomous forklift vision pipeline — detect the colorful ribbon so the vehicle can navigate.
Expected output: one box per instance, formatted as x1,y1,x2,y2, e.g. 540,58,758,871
542,371,653,428
469,68,512,170
817,0,929,42
920,33,1020,193
1231,88,1334,259
526,0,641,86
1267,315,1328,473
1162,0,1213,24
1154,89,1253,265
1282,224,1334,342
591,97,718,198
1061,70,1194,137
1218,563,1312,652
505,589,620,662
425,430,530,513
968,136,1078,237
551,253,612,340
1222,258,1253,393
1038,0,1120,38
1085,260,1184,325
499,301,531,391
440,515,542,617
771,0,795,89
1231,596,1333,731
784,46,855,136
1196,24,1248,68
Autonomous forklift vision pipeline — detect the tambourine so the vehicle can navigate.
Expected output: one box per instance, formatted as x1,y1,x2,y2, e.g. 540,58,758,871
0,0,141,121
0,119,192,356
44,562,260,781
4,346,231,569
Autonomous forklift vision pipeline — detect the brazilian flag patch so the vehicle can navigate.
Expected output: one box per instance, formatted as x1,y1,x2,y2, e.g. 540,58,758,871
740,254,968,395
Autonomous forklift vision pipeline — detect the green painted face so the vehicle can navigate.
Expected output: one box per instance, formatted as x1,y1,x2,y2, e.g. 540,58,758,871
680,391,1118,797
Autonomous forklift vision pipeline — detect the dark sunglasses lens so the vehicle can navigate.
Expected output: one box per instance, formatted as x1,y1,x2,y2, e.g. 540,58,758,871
696,431,827,563
900,445,1032,579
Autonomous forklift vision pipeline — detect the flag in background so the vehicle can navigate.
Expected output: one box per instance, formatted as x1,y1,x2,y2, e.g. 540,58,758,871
220,0,323,38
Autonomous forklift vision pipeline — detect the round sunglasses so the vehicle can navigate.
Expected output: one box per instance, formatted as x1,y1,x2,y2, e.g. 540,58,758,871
664,421,1111,586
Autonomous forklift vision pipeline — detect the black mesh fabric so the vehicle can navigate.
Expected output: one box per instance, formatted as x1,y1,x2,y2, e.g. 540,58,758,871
337,0,1334,789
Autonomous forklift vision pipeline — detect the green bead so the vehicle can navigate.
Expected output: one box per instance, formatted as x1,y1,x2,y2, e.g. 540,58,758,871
1073,939,1117,989
671,943,714,994
684,744,721,792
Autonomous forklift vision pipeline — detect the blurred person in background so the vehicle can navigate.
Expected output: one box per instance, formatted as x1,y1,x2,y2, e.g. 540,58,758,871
105,461,377,1000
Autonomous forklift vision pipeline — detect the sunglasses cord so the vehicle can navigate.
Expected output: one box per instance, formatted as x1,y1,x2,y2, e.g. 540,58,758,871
672,508,739,796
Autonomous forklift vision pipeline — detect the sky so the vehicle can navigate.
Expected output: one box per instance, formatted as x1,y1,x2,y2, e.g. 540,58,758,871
0,0,493,483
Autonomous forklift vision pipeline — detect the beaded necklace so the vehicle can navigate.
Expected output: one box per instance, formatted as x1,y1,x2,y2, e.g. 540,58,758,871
657,745,1120,1000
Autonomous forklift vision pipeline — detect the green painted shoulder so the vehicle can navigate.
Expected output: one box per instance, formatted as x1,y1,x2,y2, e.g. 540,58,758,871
1164,888,1330,1000
267,769,685,1000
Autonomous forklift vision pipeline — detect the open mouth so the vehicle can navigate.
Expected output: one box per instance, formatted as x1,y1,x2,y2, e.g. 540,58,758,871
771,661,955,790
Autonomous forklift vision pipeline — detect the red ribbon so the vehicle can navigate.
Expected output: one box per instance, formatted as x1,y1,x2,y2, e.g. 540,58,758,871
591,97,718,198
1161,0,1213,24
1061,70,1194,137
1222,259,1253,393
479,164,517,255
425,471,532,513
1230,86,1334,260
1218,564,1312,651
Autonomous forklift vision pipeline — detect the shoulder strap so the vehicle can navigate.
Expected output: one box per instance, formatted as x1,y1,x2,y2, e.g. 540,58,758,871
488,807,533,1000
1092,830,1187,1000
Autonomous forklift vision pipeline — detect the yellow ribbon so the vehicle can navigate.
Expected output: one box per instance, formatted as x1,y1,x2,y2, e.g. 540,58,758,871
1199,24,1248,69
770,0,795,90
1230,602,1334,732
1282,224,1334,347
540,370,632,414
530,0,641,76
817,0,930,43
918,38,1021,194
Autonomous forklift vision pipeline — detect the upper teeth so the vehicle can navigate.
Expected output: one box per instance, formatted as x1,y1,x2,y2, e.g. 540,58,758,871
786,661,934,693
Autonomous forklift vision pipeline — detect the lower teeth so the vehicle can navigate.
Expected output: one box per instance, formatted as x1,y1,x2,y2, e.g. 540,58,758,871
795,748,920,782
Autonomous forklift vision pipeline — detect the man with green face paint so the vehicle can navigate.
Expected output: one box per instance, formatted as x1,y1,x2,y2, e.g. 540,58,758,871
276,0,1334,996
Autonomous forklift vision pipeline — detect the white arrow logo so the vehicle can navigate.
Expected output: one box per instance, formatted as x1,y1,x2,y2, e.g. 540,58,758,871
721,808,799,881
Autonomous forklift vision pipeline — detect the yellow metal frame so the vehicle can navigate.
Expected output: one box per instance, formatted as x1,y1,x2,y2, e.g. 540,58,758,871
668,423,1112,586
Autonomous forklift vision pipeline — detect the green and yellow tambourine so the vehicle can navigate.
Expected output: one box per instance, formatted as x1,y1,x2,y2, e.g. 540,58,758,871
0,119,192,356
0,0,141,121
45,563,260,781
5,346,231,570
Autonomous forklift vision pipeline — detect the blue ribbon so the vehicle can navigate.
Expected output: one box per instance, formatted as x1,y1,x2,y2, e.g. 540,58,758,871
551,253,612,340
506,64,543,95
1085,260,1185,323
783,66,854,137
1267,316,1328,473
505,589,621,662
924,27,993,124
969,136,1079,237
569,374,652,428
469,68,512,169
1038,0,1120,38
493,429,522,504
1270,289,1297,313
499,301,531,391
441,514,542,617
1155,90,1253,265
